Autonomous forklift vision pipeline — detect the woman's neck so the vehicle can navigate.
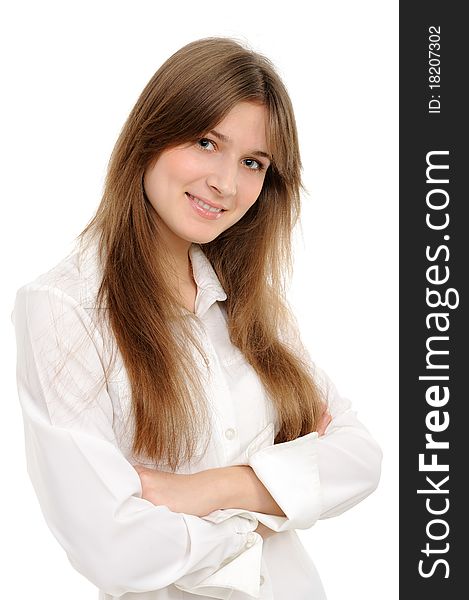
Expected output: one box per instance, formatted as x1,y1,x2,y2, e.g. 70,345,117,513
154,219,197,312
156,218,193,283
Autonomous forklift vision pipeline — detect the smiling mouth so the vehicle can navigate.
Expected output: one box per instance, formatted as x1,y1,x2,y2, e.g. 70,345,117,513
186,193,226,213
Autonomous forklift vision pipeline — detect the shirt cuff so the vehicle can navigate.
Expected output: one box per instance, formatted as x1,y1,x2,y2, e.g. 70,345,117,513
238,423,322,532
174,511,263,599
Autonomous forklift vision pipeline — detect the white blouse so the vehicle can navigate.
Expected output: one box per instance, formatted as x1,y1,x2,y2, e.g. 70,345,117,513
11,239,382,600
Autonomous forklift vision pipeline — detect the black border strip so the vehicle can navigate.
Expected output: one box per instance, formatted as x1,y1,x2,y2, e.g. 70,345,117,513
400,2,466,595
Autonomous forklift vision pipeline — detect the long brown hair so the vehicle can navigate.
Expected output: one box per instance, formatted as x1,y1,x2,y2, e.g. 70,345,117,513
78,36,324,471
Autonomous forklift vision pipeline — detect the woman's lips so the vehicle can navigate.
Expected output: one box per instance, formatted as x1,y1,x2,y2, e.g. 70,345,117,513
186,193,225,220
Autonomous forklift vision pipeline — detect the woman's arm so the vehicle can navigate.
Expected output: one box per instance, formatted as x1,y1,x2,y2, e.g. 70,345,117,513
134,410,332,519
136,324,380,535
133,463,285,518
135,361,380,537
133,464,287,541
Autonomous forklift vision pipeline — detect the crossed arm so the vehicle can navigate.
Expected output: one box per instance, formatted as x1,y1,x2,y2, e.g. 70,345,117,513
14,284,381,599
133,410,332,538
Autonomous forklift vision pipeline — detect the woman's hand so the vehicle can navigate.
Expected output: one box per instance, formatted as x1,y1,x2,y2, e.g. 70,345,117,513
317,409,332,436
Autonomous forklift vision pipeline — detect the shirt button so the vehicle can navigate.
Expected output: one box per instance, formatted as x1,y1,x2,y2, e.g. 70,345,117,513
245,531,257,549
260,575,265,585
225,428,236,440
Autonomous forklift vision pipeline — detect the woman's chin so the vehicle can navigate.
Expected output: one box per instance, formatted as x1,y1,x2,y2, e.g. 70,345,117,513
183,226,226,245
190,233,221,245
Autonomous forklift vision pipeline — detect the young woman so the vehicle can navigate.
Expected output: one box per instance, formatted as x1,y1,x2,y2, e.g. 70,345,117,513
12,37,382,599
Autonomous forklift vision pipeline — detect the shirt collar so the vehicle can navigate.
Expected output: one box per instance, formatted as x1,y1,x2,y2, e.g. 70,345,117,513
189,244,227,318
78,238,227,316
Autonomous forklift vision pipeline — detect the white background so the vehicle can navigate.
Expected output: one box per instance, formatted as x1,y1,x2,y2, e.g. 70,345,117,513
1,1,398,598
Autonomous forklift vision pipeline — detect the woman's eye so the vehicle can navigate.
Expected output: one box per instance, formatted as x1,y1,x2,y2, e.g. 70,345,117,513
244,158,264,171
197,138,215,151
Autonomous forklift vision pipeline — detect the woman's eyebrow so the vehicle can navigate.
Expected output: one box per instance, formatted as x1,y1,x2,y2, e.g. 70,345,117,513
209,129,272,162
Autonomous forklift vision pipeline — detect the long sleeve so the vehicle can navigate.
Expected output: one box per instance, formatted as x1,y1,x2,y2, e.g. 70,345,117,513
231,317,383,533
12,284,263,599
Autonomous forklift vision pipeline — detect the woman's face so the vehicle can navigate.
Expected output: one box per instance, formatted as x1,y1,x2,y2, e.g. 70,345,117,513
143,101,271,247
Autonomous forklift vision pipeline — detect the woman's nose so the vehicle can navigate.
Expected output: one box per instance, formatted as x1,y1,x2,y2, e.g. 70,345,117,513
206,159,237,198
